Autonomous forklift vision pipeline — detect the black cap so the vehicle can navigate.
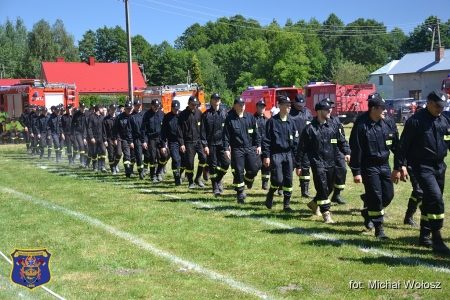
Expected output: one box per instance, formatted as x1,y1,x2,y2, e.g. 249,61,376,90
79,102,86,108
368,93,386,108
234,97,245,105
256,99,266,107
67,104,73,109
211,93,221,100
133,99,142,105
50,106,57,111
151,99,161,107
108,104,117,110
124,101,133,109
294,94,305,103
171,100,180,109
188,96,199,104
277,95,291,105
427,90,448,108
315,99,332,111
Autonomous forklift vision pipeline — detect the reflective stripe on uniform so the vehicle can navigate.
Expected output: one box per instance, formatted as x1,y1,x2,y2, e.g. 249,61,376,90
270,184,279,190
316,199,331,205
368,210,385,217
421,215,429,221
185,169,194,173
235,182,245,188
427,213,444,220
299,176,310,180
198,163,208,167
261,174,270,179
334,184,345,189
282,186,293,192
123,160,131,165
244,176,254,182
216,166,228,173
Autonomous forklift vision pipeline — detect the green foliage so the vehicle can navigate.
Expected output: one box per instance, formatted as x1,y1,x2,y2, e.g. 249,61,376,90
0,112,8,123
332,60,369,84
80,94,126,107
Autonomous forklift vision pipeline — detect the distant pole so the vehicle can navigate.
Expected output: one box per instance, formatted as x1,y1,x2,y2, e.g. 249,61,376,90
124,0,134,102
437,20,442,48
431,26,436,51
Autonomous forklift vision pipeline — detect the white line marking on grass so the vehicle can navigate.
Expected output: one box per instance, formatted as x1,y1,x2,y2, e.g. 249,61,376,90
0,187,273,300
0,250,66,300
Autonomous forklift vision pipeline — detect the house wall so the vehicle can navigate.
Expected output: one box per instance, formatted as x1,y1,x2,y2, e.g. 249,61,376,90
369,74,394,98
392,70,449,99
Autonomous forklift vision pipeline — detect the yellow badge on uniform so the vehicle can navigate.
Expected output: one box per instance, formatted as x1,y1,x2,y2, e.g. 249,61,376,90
197,122,201,126
331,139,337,144
444,135,450,141
248,129,254,134
289,135,293,140
386,140,393,145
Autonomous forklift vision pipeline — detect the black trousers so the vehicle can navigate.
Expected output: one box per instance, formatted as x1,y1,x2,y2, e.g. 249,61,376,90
361,164,394,225
74,132,86,160
269,152,293,197
24,130,31,149
168,141,181,170
411,162,446,231
38,133,50,157
144,139,169,169
230,147,260,192
334,156,347,190
207,145,230,182
260,155,270,182
121,140,132,169
88,139,106,161
106,139,122,167
181,141,207,175
311,165,335,212
64,134,74,158
133,140,143,170
50,133,62,153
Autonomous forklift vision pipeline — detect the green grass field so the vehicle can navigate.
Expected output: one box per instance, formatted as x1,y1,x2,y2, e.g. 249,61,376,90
0,133,449,299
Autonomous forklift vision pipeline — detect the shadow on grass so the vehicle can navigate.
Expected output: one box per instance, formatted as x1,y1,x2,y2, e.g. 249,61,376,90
338,255,450,270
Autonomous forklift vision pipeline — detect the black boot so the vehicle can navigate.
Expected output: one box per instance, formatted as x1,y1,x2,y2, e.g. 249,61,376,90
331,188,346,205
361,208,374,230
100,159,107,173
47,148,52,160
237,190,246,204
245,176,254,189
149,167,157,182
265,189,275,209
111,165,117,175
187,173,196,189
138,168,145,180
195,166,205,187
374,223,389,240
92,160,98,171
125,165,132,178
419,225,432,248
203,167,209,181
212,180,221,196
283,195,293,212
432,230,450,256
156,164,165,182
173,169,181,186
403,197,418,226
300,181,310,198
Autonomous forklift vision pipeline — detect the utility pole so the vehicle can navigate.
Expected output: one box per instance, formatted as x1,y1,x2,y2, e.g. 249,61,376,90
430,25,436,51
437,19,442,48
124,0,134,102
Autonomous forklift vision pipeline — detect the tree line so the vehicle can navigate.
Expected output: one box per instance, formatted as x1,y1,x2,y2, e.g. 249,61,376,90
0,14,449,105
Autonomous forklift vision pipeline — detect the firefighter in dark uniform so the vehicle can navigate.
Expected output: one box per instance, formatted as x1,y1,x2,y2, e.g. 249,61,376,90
296,99,350,223
48,106,63,162
103,104,122,174
72,103,87,167
201,93,230,196
223,97,261,203
18,104,31,153
87,105,107,172
142,99,167,182
177,96,207,188
349,94,398,239
263,96,297,211
61,104,74,165
29,105,39,155
254,99,270,190
34,107,51,159
130,100,145,178
290,94,313,197
327,104,349,205
160,100,182,185
84,106,94,168
393,90,450,255
113,101,134,177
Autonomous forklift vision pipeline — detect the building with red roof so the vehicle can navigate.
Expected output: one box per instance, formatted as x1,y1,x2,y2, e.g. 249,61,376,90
0,79,34,87
41,57,146,94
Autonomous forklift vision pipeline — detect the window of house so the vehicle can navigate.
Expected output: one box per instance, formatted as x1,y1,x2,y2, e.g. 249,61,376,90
378,76,383,85
409,90,422,100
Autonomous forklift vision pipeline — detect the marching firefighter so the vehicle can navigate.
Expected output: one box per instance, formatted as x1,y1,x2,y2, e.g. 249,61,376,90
254,99,270,190
296,98,350,223
18,104,31,153
349,93,398,239
289,94,313,197
130,100,145,178
263,96,297,211
393,90,450,255
113,101,134,178
29,105,39,155
61,104,74,165
48,106,63,162
223,97,261,203
142,99,167,182
34,107,51,159
87,105,107,172
200,93,230,196
177,96,207,189
72,103,87,167
160,100,182,185
103,104,122,174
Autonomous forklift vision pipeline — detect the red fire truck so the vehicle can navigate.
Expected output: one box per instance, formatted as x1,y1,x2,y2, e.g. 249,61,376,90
0,80,78,118
240,86,303,118
304,82,376,124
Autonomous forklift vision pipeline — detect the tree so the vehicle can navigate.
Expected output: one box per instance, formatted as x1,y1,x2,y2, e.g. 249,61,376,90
79,30,96,62
52,19,78,62
196,48,229,100
190,53,203,86
95,26,127,62
25,19,57,77
331,60,369,84
0,18,28,78
402,16,450,53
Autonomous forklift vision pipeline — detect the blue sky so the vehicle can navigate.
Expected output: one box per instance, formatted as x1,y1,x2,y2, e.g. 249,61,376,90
0,0,448,45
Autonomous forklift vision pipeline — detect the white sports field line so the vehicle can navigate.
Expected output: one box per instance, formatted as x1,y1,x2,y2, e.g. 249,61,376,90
0,187,273,300
0,249,66,300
